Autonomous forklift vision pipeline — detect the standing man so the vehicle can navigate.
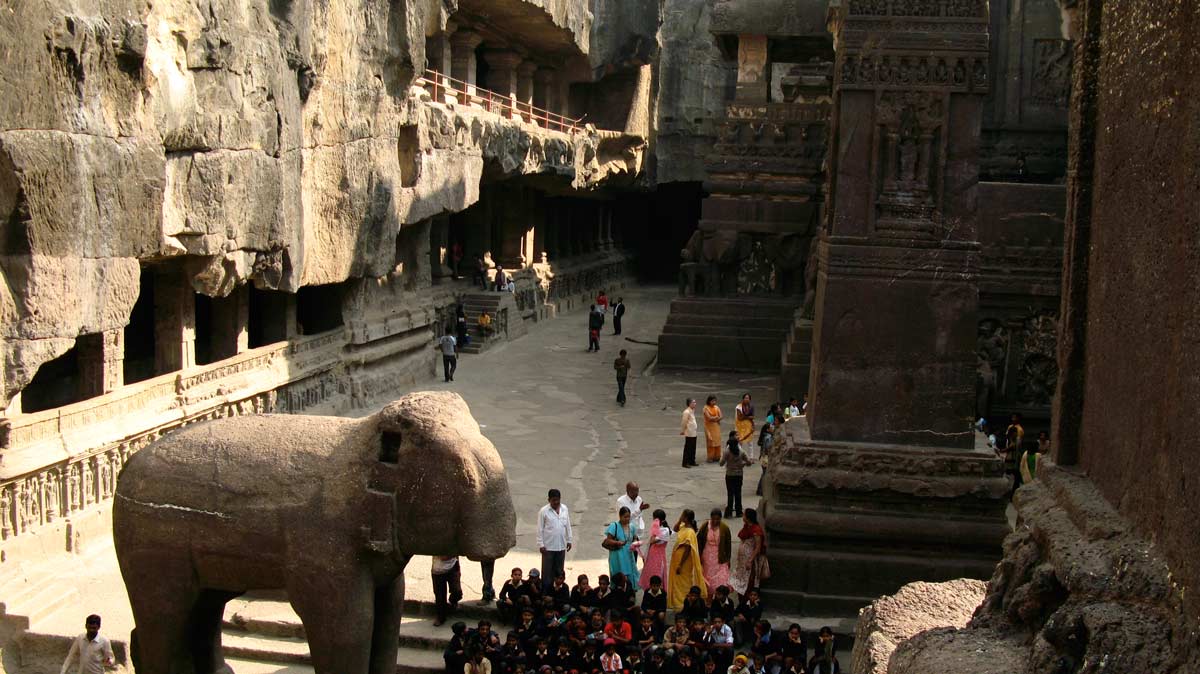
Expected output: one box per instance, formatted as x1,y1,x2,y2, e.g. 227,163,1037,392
680,398,699,468
431,555,463,626
616,481,650,535
537,489,573,593
494,265,508,292
588,305,604,352
438,327,458,382
614,349,632,405
60,614,114,674
612,297,626,335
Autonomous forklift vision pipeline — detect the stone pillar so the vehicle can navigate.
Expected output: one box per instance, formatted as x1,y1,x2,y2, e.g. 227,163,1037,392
210,285,249,359
425,23,456,104
430,215,454,282
483,50,523,119
284,294,299,339
153,266,195,373
760,0,1008,619
735,34,770,102
517,61,538,123
450,30,483,105
77,330,123,398
534,68,557,127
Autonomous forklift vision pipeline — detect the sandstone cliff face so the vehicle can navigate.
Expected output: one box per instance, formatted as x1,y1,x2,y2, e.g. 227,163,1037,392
653,0,732,184
0,0,642,409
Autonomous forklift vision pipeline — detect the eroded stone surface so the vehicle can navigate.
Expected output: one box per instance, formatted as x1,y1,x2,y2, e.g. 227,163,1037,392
850,579,986,674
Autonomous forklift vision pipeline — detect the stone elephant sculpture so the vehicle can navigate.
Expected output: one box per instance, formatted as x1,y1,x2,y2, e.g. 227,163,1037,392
112,391,517,674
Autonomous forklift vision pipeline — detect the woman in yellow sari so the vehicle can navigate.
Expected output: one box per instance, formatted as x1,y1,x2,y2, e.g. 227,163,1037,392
668,509,707,610
703,396,723,462
735,393,756,460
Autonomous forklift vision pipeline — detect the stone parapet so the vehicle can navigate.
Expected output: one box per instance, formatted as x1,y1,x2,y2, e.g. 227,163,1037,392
760,418,1008,618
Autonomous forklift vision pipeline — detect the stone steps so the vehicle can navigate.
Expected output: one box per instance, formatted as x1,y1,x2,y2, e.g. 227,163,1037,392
777,315,813,399
657,297,799,371
0,560,82,629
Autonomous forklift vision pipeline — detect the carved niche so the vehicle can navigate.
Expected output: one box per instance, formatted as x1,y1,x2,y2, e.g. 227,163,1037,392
1015,313,1058,406
1030,39,1072,107
875,91,944,238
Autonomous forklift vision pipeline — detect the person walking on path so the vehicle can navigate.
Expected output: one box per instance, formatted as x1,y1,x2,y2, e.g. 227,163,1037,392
729,509,767,597
614,350,632,406
616,481,650,535
680,398,699,467
668,510,707,610
698,508,732,599
735,394,756,460
720,431,752,518
438,328,458,382
60,614,114,674
604,506,641,588
596,290,609,314
588,305,604,352
703,396,723,463
431,555,463,626
613,297,626,335
537,488,573,592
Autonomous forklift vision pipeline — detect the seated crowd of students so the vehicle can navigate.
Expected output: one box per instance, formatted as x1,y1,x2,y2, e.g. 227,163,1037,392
446,568,840,674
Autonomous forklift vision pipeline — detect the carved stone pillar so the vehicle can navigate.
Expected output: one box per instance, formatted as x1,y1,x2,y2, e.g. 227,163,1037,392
761,0,1007,618
430,215,454,282
450,30,483,104
484,50,523,119
209,285,249,360
77,329,124,398
425,22,456,104
517,61,537,122
534,68,557,125
154,266,195,374
735,34,770,102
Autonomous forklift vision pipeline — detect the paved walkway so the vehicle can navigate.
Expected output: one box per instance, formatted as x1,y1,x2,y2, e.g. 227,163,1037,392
7,285,786,646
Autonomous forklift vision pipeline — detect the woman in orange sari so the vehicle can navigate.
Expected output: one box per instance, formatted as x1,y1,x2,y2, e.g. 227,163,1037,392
703,395,723,462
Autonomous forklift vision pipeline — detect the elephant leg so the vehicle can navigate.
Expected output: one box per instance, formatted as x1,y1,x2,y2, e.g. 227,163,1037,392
368,576,405,674
288,571,375,674
189,589,242,674
125,560,200,674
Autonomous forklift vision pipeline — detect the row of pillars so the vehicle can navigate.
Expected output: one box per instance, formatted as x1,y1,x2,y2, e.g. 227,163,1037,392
455,187,621,271
425,22,570,123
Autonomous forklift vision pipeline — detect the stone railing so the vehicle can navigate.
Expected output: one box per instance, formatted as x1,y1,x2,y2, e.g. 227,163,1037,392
0,331,345,549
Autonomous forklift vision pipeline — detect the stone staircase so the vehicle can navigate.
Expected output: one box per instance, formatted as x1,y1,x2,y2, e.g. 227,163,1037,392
219,592,500,673
777,314,814,401
657,297,799,371
0,560,81,630
458,291,527,355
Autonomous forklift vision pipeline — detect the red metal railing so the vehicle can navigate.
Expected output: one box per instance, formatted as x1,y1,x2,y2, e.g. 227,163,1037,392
417,69,582,134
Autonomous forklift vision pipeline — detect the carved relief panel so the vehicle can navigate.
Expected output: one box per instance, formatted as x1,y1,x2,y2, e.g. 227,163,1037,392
874,91,945,239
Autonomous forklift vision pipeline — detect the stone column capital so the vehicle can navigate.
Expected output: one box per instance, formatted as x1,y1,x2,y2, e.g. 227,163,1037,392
518,61,539,77
450,30,483,51
534,67,557,84
483,49,524,71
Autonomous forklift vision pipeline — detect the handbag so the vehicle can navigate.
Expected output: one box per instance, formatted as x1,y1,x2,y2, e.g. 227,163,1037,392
753,554,771,582
602,523,624,550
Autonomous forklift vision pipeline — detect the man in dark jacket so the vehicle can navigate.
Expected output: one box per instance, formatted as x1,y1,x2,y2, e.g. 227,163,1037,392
613,297,626,335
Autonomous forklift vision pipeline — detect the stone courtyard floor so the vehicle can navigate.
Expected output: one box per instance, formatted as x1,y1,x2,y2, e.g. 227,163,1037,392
5,284,851,672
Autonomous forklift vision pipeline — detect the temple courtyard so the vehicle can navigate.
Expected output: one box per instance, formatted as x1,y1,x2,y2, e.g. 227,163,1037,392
0,286,847,673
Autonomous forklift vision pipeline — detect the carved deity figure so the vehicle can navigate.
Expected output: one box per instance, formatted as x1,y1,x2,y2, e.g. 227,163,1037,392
67,464,81,511
0,487,13,539
43,470,60,521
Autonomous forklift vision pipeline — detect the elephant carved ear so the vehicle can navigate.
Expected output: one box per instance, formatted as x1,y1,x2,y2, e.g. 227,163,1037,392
361,489,395,554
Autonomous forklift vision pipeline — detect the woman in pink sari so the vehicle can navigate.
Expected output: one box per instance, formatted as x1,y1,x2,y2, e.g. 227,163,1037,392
639,509,672,590
697,508,731,598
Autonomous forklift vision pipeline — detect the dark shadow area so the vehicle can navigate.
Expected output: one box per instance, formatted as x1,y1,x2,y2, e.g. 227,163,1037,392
123,267,157,384
296,283,345,335
20,341,83,413
248,286,291,348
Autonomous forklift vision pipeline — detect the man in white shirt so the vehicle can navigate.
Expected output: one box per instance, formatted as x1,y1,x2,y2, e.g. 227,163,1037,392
61,614,114,674
437,330,457,382
537,488,573,593
615,481,650,535
680,398,699,467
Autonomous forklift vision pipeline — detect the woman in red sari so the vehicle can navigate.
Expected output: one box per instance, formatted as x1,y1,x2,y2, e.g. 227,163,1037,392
728,508,766,597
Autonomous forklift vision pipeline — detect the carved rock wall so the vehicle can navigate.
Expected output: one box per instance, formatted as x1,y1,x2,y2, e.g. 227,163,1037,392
886,466,1200,674
0,0,653,410
652,0,733,184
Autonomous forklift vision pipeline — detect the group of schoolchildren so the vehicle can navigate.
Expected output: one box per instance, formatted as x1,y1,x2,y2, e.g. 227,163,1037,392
445,568,841,674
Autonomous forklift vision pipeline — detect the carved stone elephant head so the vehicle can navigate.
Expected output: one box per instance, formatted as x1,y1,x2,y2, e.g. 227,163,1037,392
113,391,516,674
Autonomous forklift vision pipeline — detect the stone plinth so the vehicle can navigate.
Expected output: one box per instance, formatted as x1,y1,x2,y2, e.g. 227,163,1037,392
657,297,797,371
760,419,1008,618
